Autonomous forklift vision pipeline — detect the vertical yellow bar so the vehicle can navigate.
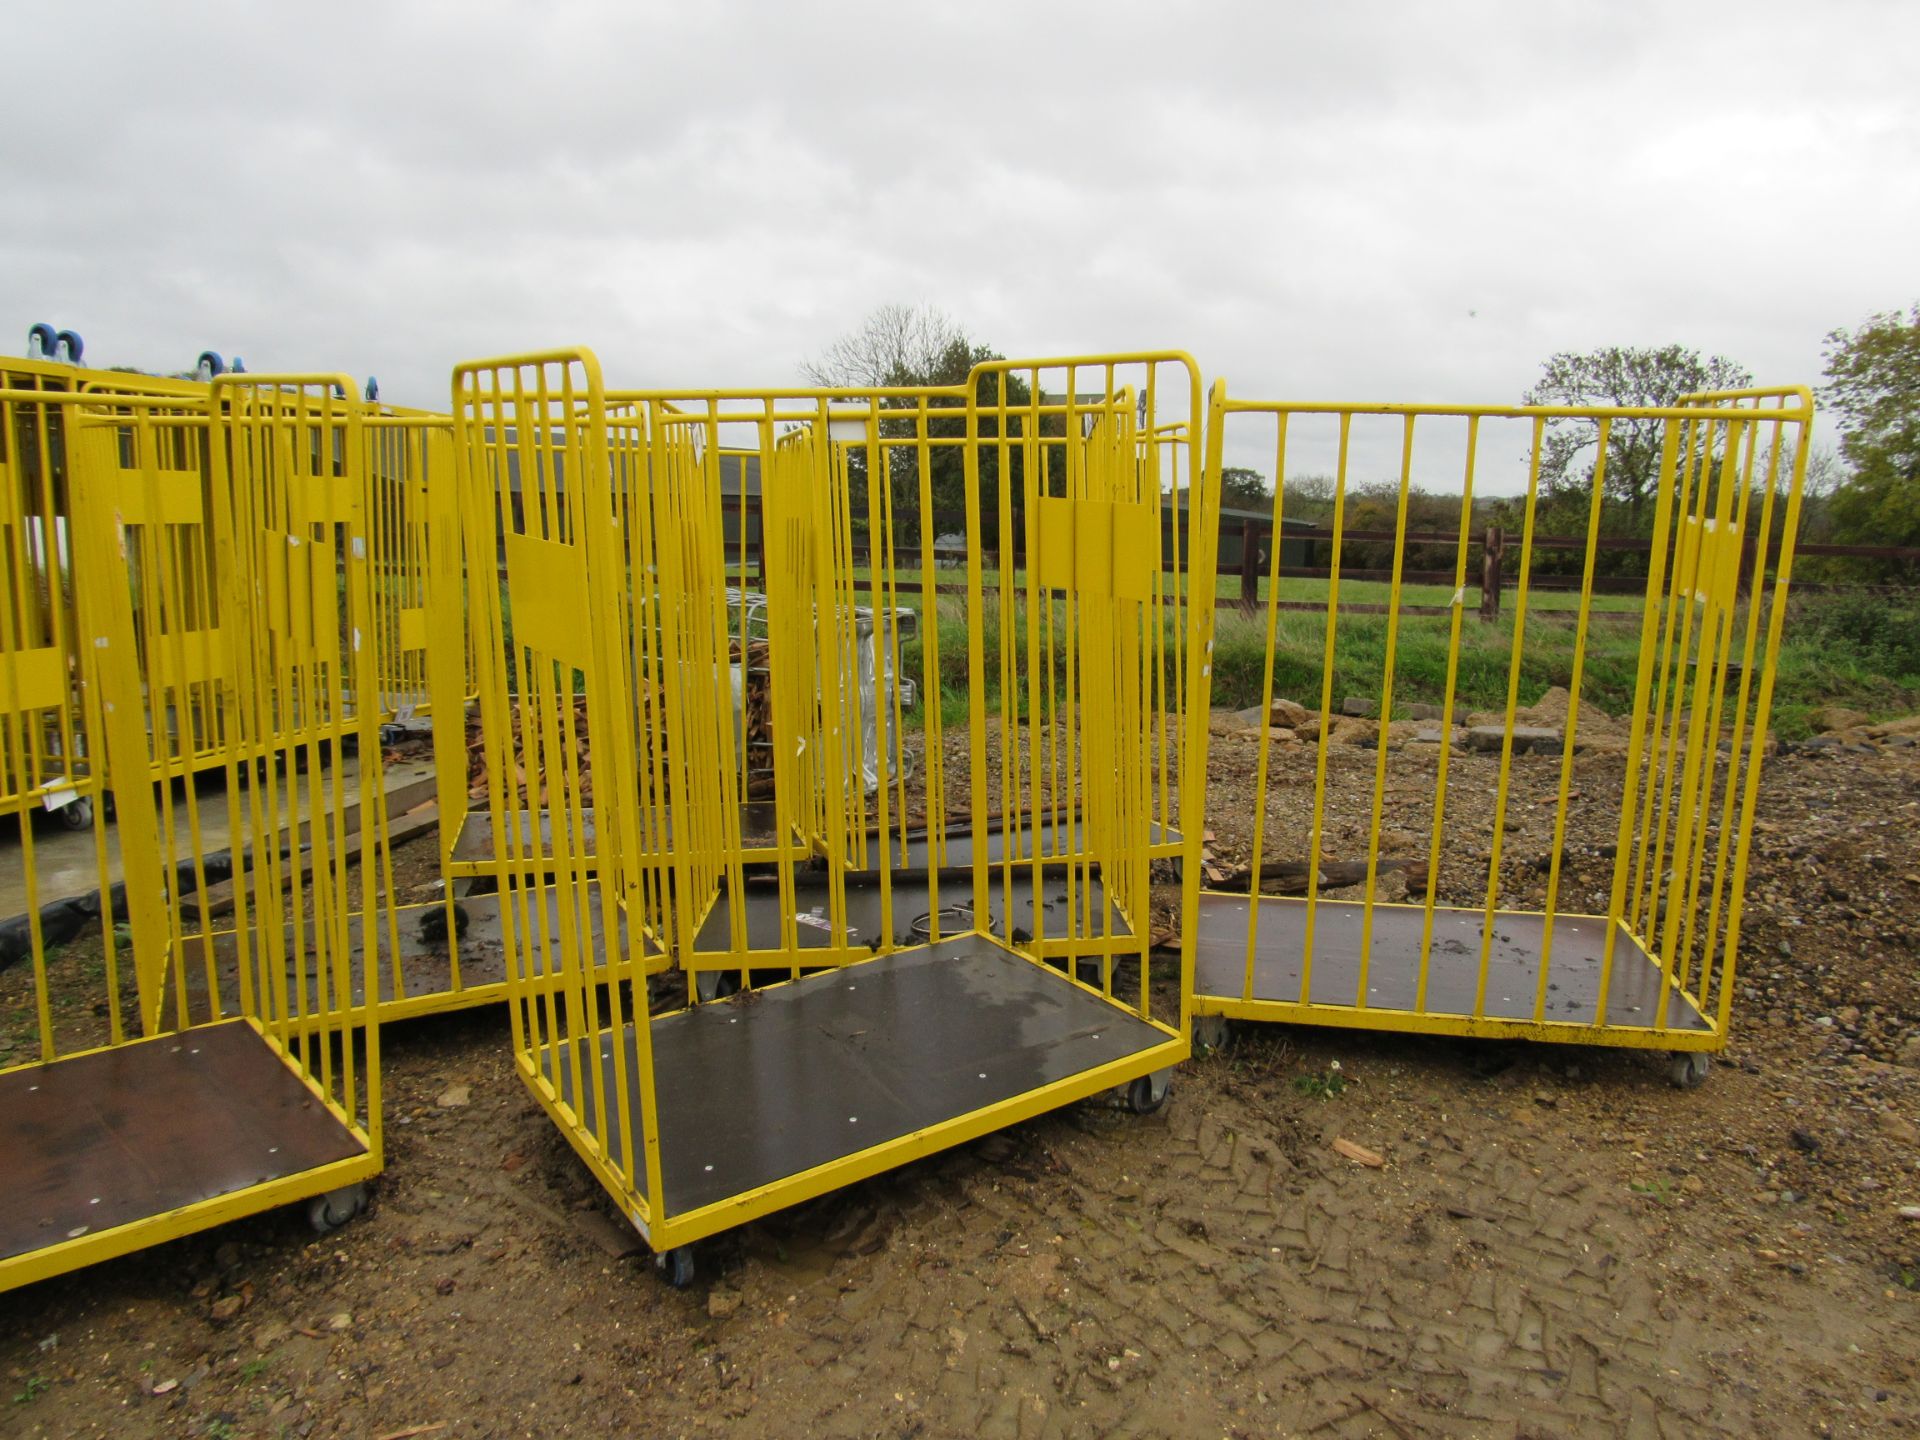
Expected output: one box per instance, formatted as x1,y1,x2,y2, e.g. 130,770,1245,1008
1594,424,1682,1026
1354,415,1417,1009
1415,415,1480,1014
1473,419,1544,1019
1298,412,1353,1008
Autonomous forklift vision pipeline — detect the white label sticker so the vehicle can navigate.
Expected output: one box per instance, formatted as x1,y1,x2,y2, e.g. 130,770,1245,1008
397,702,417,722
350,537,366,559
41,785,78,812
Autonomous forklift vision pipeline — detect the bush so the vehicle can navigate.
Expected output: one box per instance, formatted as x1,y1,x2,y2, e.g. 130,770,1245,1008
1803,595,1920,680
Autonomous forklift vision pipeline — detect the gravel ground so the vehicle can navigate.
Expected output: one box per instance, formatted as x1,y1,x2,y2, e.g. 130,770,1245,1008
2,711,1917,1439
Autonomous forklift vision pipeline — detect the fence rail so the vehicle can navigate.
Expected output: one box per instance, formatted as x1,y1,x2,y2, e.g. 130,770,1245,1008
514,497,1920,618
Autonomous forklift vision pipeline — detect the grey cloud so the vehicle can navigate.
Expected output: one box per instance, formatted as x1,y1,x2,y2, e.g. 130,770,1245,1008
3,0,1912,489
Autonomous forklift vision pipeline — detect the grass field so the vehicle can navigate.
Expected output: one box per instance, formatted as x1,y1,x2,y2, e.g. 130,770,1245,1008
866,570,1918,740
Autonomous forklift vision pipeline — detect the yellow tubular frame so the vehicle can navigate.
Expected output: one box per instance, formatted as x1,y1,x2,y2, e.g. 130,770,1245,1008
0,377,385,1295
454,349,1212,1253
1191,389,1813,1054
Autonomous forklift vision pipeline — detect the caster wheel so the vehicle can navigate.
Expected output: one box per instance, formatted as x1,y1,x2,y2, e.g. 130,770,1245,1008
696,970,742,1003
55,329,84,365
56,797,93,832
307,1183,368,1235
656,1245,695,1289
1121,1069,1172,1115
1667,1052,1710,1090
1192,1014,1230,1052
195,351,226,381
26,323,58,360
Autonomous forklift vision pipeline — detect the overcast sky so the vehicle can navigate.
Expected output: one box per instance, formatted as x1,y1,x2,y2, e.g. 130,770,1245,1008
3,0,1912,488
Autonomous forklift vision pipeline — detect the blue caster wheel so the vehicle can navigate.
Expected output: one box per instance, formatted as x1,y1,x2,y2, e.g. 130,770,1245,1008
656,1245,695,1289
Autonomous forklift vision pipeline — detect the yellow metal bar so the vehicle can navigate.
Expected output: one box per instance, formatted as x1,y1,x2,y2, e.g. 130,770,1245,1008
1531,419,1612,1022
1415,415,1481,1014
1354,416,1418,1009
1473,419,1545,1019
1298,414,1352,1006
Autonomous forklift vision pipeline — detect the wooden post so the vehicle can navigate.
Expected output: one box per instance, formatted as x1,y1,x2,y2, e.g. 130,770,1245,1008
1239,519,1260,614
1480,525,1504,622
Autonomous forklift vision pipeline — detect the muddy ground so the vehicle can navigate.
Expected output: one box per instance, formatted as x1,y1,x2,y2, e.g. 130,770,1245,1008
3,722,1918,1439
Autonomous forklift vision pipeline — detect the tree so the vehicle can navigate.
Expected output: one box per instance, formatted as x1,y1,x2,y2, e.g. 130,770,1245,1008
1822,304,1920,566
1522,345,1754,516
802,305,1031,547
1218,467,1270,511
801,303,967,390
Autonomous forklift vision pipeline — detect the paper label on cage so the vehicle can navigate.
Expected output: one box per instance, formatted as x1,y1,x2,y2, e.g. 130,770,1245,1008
397,702,417,722
41,785,78,812
350,537,366,560
1451,587,1466,607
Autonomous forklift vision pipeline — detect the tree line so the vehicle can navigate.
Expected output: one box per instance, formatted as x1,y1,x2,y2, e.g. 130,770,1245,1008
802,304,1920,582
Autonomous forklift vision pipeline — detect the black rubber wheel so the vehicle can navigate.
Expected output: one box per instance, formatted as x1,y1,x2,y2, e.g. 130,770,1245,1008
696,970,742,1003
307,1183,368,1234
1192,1015,1231,1053
1126,1074,1169,1115
55,798,92,832
657,1245,696,1289
1667,1052,1710,1090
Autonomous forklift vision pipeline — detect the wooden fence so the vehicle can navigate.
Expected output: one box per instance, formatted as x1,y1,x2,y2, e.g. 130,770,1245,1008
523,497,1920,620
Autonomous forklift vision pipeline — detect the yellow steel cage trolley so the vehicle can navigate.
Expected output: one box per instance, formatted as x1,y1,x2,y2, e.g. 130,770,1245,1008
0,374,388,1293
454,347,1219,1283
1186,385,1813,1086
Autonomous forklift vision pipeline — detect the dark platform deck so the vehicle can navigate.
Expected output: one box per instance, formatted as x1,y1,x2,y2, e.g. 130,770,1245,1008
1193,894,1710,1031
842,815,1181,874
692,868,1130,955
0,1020,366,1262
449,803,783,868
540,935,1167,1215
186,884,651,1021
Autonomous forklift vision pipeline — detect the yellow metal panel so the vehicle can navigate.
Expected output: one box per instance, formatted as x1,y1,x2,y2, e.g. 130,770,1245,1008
398,606,429,652
153,628,226,688
504,530,591,667
0,646,65,714
115,470,204,526
288,475,355,529
1073,498,1116,598
1035,494,1075,591
1111,498,1156,603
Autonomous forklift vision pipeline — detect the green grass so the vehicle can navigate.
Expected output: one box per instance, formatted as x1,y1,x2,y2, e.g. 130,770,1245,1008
1292,1070,1349,1101
879,577,1919,742
508,561,1917,744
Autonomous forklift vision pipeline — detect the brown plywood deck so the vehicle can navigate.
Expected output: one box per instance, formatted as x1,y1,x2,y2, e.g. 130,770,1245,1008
1194,894,1710,1031
0,1020,366,1262
540,934,1167,1215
